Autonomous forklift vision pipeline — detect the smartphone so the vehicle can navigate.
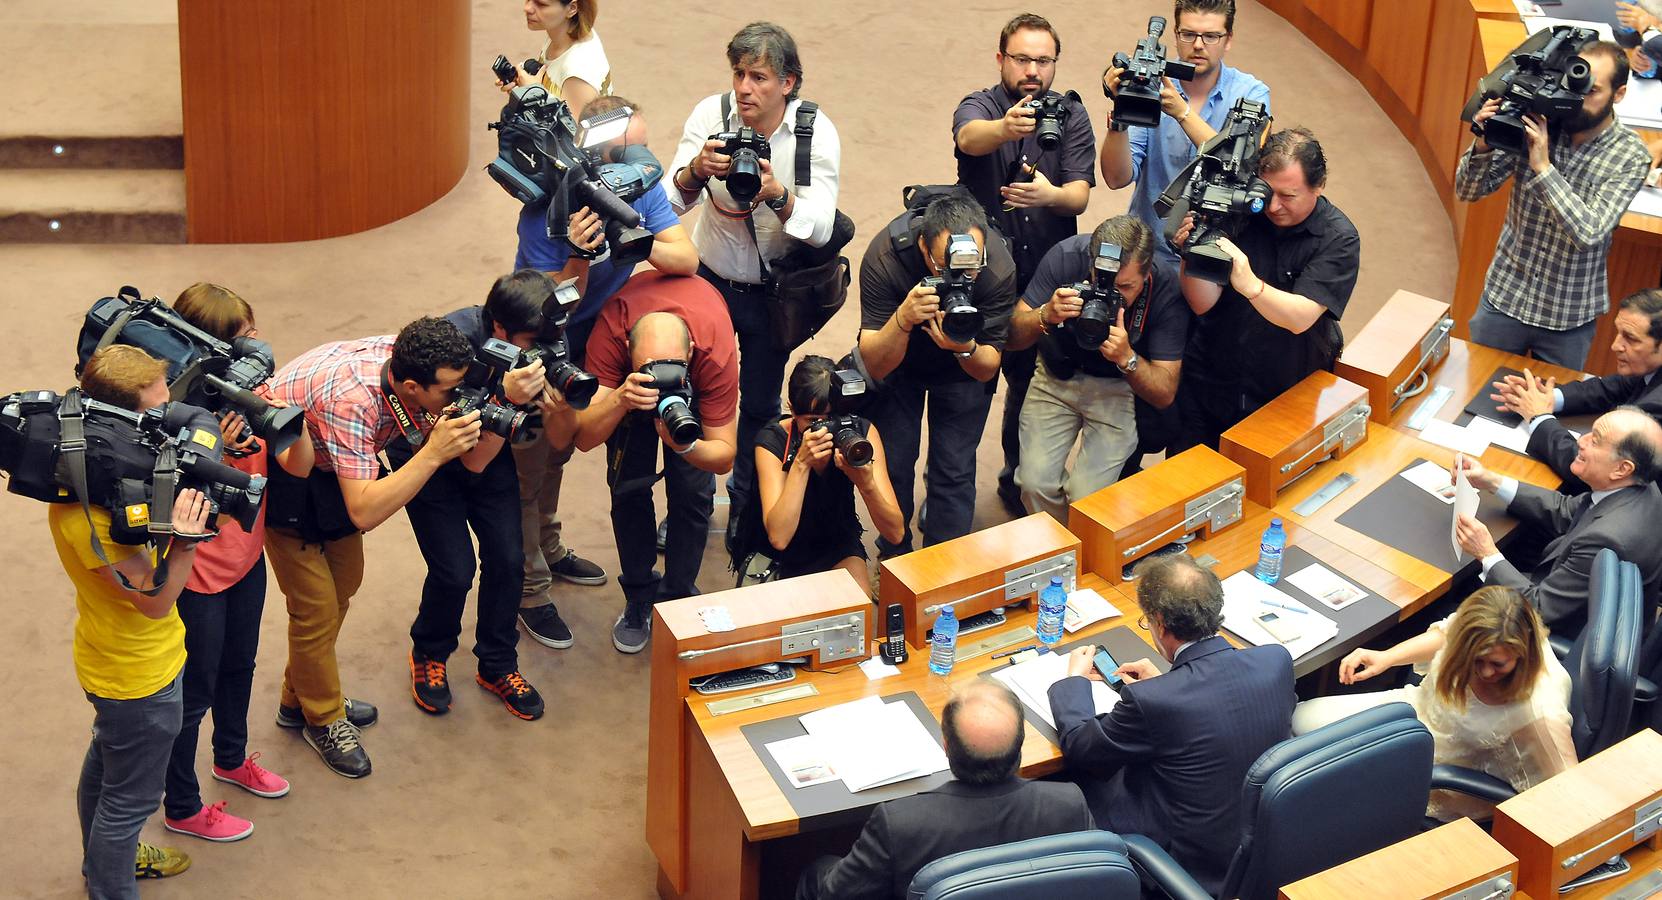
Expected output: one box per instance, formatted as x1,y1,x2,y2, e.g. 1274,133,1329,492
1256,610,1304,644
1092,647,1124,687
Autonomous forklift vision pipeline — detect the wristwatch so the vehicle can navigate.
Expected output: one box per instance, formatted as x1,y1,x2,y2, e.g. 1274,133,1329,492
954,340,978,360
765,190,790,212
1117,354,1139,374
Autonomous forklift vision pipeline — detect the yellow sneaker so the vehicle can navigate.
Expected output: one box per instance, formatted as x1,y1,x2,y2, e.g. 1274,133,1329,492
134,841,191,879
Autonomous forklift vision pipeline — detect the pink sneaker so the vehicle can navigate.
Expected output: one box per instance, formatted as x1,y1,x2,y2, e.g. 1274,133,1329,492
164,801,254,842
212,752,291,798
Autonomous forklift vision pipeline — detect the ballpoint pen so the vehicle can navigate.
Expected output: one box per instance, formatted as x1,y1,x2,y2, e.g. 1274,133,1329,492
1260,598,1309,615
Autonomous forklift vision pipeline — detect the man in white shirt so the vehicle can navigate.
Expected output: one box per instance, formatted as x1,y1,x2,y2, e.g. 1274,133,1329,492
668,21,842,535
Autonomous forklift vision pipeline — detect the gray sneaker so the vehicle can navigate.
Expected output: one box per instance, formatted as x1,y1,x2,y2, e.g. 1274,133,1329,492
276,697,378,730
612,601,651,654
303,719,371,779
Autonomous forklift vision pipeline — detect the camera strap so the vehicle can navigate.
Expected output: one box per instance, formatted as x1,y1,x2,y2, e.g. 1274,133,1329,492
380,363,430,448
1126,272,1153,343
55,390,170,597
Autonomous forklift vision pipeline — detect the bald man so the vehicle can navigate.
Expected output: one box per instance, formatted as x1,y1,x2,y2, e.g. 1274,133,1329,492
1456,406,1662,636
797,681,1094,900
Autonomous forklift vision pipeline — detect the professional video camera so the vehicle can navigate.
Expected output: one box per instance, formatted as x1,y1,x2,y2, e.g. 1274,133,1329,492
1109,16,1198,129
449,337,533,441
1462,24,1598,156
1067,243,1126,349
0,389,265,543
1024,91,1082,152
517,278,599,409
922,233,984,344
807,369,872,467
1154,97,1273,285
707,126,771,205
639,359,701,446
76,287,303,456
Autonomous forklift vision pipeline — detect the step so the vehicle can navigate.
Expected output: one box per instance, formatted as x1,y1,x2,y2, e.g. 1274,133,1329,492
0,170,185,244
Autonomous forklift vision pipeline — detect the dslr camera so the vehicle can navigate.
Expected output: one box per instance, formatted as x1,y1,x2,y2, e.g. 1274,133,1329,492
639,359,701,446
1024,91,1082,152
76,287,304,456
922,233,984,345
807,369,873,468
1462,25,1598,156
1154,97,1273,284
1110,16,1198,130
516,278,599,410
707,126,772,205
1067,243,1126,349
448,337,533,441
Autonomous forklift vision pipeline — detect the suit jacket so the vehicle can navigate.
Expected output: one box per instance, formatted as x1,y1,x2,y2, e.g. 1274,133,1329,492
1489,481,1662,635
804,778,1095,900
1046,636,1295,896
1528,373,1662,489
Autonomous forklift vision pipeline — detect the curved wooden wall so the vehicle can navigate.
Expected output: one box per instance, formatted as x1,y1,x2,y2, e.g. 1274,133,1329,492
177,0,471,243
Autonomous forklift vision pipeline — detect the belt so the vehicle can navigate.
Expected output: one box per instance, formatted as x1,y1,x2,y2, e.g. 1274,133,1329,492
701,267,766,294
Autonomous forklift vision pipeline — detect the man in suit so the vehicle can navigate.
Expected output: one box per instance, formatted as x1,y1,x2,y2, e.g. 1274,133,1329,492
1489,289,1662,489
796,681,1094,900
1456,407,1662,636
1047,555,1295,895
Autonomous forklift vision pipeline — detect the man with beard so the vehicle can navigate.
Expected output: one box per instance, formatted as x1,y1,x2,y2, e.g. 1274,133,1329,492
1457,41,1650,369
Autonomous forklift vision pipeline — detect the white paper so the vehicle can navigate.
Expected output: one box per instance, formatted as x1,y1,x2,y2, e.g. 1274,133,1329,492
1465,414,1532,454
1220,571,1339,661
1631,186,1662,220
1399,459,1459,504
799,696,949,792
1063,587,1121,633
859,654,900,680
764,734,840,788
990,650,1119,730
1618,69,1662,130
1284,563,1367,611
1419,418,1492,457
1453,461,1480,562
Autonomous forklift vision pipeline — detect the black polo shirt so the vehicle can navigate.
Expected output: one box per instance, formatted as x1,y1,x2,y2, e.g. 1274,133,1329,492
858,215,1019,386
1184,196,1360,404
953,84,1097,286
1021,235,1191,381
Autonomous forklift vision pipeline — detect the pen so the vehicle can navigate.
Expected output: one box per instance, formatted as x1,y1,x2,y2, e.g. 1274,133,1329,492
991,644,1037,660
1260,599,1309,615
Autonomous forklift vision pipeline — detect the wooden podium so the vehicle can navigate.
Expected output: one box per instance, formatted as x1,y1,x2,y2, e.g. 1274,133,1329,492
1336,290,1455,425
1069,446,1245,581
1220,370,1372,509
1279,818,1519,900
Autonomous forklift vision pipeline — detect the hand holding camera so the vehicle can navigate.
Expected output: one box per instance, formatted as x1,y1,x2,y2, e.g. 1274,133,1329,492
1000,95,1039,143
897,281,941,331
792,425,835,473
616,371,660,413
703,127,771,205
501,357,548,407
216,411,257,454
567,206,605,255
424,411,483,463
1043,287,1083,328
171,488,214,540
1110,17,1197,130
1098,308,1133,368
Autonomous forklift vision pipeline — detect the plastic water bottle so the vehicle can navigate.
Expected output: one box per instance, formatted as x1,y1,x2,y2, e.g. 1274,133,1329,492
928,605,959,676
1037,576,1068,646
1255,518,1287,584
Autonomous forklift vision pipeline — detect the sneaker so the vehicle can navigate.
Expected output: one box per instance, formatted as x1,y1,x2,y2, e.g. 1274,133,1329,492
520,603,574,649
550,549,608,586
655,518,668,553
996,474,1025,517
212,752,290,798
134,842,191,879
410,651,452,715
476,671,546,720
275,697,379,730
302,719,371,779
164,801,253,843
612,600,651,654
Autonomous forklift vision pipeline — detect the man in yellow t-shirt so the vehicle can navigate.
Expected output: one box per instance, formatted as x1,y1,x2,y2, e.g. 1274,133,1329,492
54,346,213,897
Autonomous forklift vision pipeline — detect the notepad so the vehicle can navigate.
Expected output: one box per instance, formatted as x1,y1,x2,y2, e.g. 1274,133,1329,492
990,650,1119,731
1221,571,1338,661
798,696,949,792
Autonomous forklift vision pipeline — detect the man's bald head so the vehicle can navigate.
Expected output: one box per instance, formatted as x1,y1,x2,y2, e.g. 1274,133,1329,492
940,681,1024,786
628,311,692,368
1608,406,1662,485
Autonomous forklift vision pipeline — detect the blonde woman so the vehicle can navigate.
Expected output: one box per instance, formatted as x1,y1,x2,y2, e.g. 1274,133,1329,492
1291,586,1576,820
502,0,610,118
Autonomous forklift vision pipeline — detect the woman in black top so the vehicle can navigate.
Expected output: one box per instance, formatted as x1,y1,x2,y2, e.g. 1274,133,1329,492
754,356,905,590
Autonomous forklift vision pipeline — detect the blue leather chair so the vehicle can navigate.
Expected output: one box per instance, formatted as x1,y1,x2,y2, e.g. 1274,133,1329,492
905,830,1210,900
1130,702,1433,900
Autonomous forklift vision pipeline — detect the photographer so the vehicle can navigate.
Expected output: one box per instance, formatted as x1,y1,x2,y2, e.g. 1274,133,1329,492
500,0,609,117
667,21,842,535
1173,127,1360,451
857,193,1017,555
752,355,904,588
1457,41,1649,369
952,12,1096,514
55,345,214,894
1100,0,1271,266
264,317,486,778
551,271,738,654
1005,216,1190,521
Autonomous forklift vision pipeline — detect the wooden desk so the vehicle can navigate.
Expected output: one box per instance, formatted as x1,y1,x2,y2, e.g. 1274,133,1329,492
1384,337,1586,435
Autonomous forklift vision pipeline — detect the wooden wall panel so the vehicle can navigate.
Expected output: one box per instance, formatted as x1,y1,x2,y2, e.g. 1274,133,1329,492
1420,1,1480,186
1365,0,1434,118
1306,0,1371,52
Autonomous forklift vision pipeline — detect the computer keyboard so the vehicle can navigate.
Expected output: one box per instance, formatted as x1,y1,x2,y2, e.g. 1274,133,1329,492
957,608,1008,636
691,665,797,696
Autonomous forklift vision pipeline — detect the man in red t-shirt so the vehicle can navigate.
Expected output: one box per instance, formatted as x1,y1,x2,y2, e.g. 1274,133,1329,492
552,271,738,653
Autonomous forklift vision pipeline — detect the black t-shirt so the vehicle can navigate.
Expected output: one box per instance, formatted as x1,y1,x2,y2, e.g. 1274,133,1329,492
754,418,865,565
953,84,1098,286
1021,235,1191,380
1184,196,1361,403
858,213,1019,386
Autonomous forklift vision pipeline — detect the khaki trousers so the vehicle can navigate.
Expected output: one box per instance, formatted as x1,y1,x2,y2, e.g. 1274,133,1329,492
265,527,364,726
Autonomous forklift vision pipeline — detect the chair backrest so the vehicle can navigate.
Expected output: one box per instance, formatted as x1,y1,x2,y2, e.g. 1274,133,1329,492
907,830,1140,900
1219,702,1433,900
1565,548,1643,757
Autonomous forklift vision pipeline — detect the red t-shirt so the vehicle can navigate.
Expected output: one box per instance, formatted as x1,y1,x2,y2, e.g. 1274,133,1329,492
184,446,267,594
584,271,739,428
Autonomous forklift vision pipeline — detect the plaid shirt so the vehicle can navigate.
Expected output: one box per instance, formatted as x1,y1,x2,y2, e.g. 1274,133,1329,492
1455,119,1649,330
266,335,431,480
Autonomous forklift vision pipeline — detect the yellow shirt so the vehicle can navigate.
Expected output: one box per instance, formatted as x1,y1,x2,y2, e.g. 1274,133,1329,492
49,504,186,700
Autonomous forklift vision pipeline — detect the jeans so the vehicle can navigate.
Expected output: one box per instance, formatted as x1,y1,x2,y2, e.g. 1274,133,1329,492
997,346,1038,488
163,562,265,821
608,413,715,606
1015,363,1138,522
267,528,364,727
513,437,576,608
701,263,789,515
867,373,994,553
1468,301,1598,370
80,675,183,900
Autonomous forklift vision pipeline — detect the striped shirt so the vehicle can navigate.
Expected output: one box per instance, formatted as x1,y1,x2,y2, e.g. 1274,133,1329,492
266,336,430,480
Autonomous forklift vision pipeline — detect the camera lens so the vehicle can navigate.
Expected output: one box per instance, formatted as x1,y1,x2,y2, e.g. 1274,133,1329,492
940,294,982,345
726,149,763,203
1074,295,1111,348
550,362,598,410
1036,118,1064,152
657,395,701,446
833,423,873,467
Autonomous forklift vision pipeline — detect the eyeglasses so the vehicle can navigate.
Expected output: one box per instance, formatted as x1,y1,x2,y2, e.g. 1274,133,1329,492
1006,54,1058,69
1175,30,1228,46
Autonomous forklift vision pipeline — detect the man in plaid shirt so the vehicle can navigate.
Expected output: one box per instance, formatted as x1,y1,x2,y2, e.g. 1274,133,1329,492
264,317,486,778
1456,41,1650,369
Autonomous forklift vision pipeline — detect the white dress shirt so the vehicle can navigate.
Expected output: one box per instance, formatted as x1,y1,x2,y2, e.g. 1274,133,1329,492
669,93,841,284
1478,478,1619,579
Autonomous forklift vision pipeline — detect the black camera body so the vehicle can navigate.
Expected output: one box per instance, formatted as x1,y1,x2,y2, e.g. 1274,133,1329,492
923,232,984,345
809,369,873,468
447,337,533,441
489,54,542,86
1463,25,1597,156
640,359,700,446
518,279,599,411
708,126,772,205
1068,243,1127,349
1154,97,1273,285
1024,91,1081,152
1110,16,1199,130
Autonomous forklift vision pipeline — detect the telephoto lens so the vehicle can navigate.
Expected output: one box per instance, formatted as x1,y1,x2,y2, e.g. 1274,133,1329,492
548,360,598,409
828,419,873,467
657,395,701,446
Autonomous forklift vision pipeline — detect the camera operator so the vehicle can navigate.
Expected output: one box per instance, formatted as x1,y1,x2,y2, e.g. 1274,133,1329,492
857,193,1017,555
499,0,609,117
667,22,842,540
263,317,486,778
546,271,738,654
1458,41,1649,369
512,95,698,650
952,12,1097,515
1172,127,1360,451
1101,0,1271,266
1004,216,1191,521
56,345,214,893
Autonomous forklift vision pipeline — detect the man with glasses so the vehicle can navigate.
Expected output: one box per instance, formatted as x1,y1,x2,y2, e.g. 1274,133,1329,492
857,193,1018,553
953,12,1097,516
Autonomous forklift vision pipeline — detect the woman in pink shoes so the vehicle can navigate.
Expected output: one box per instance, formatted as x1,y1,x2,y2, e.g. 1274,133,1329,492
161,284,313,841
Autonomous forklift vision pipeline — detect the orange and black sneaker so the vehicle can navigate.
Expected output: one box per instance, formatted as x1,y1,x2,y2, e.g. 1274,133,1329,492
476,670,545,721
410,650,451,715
